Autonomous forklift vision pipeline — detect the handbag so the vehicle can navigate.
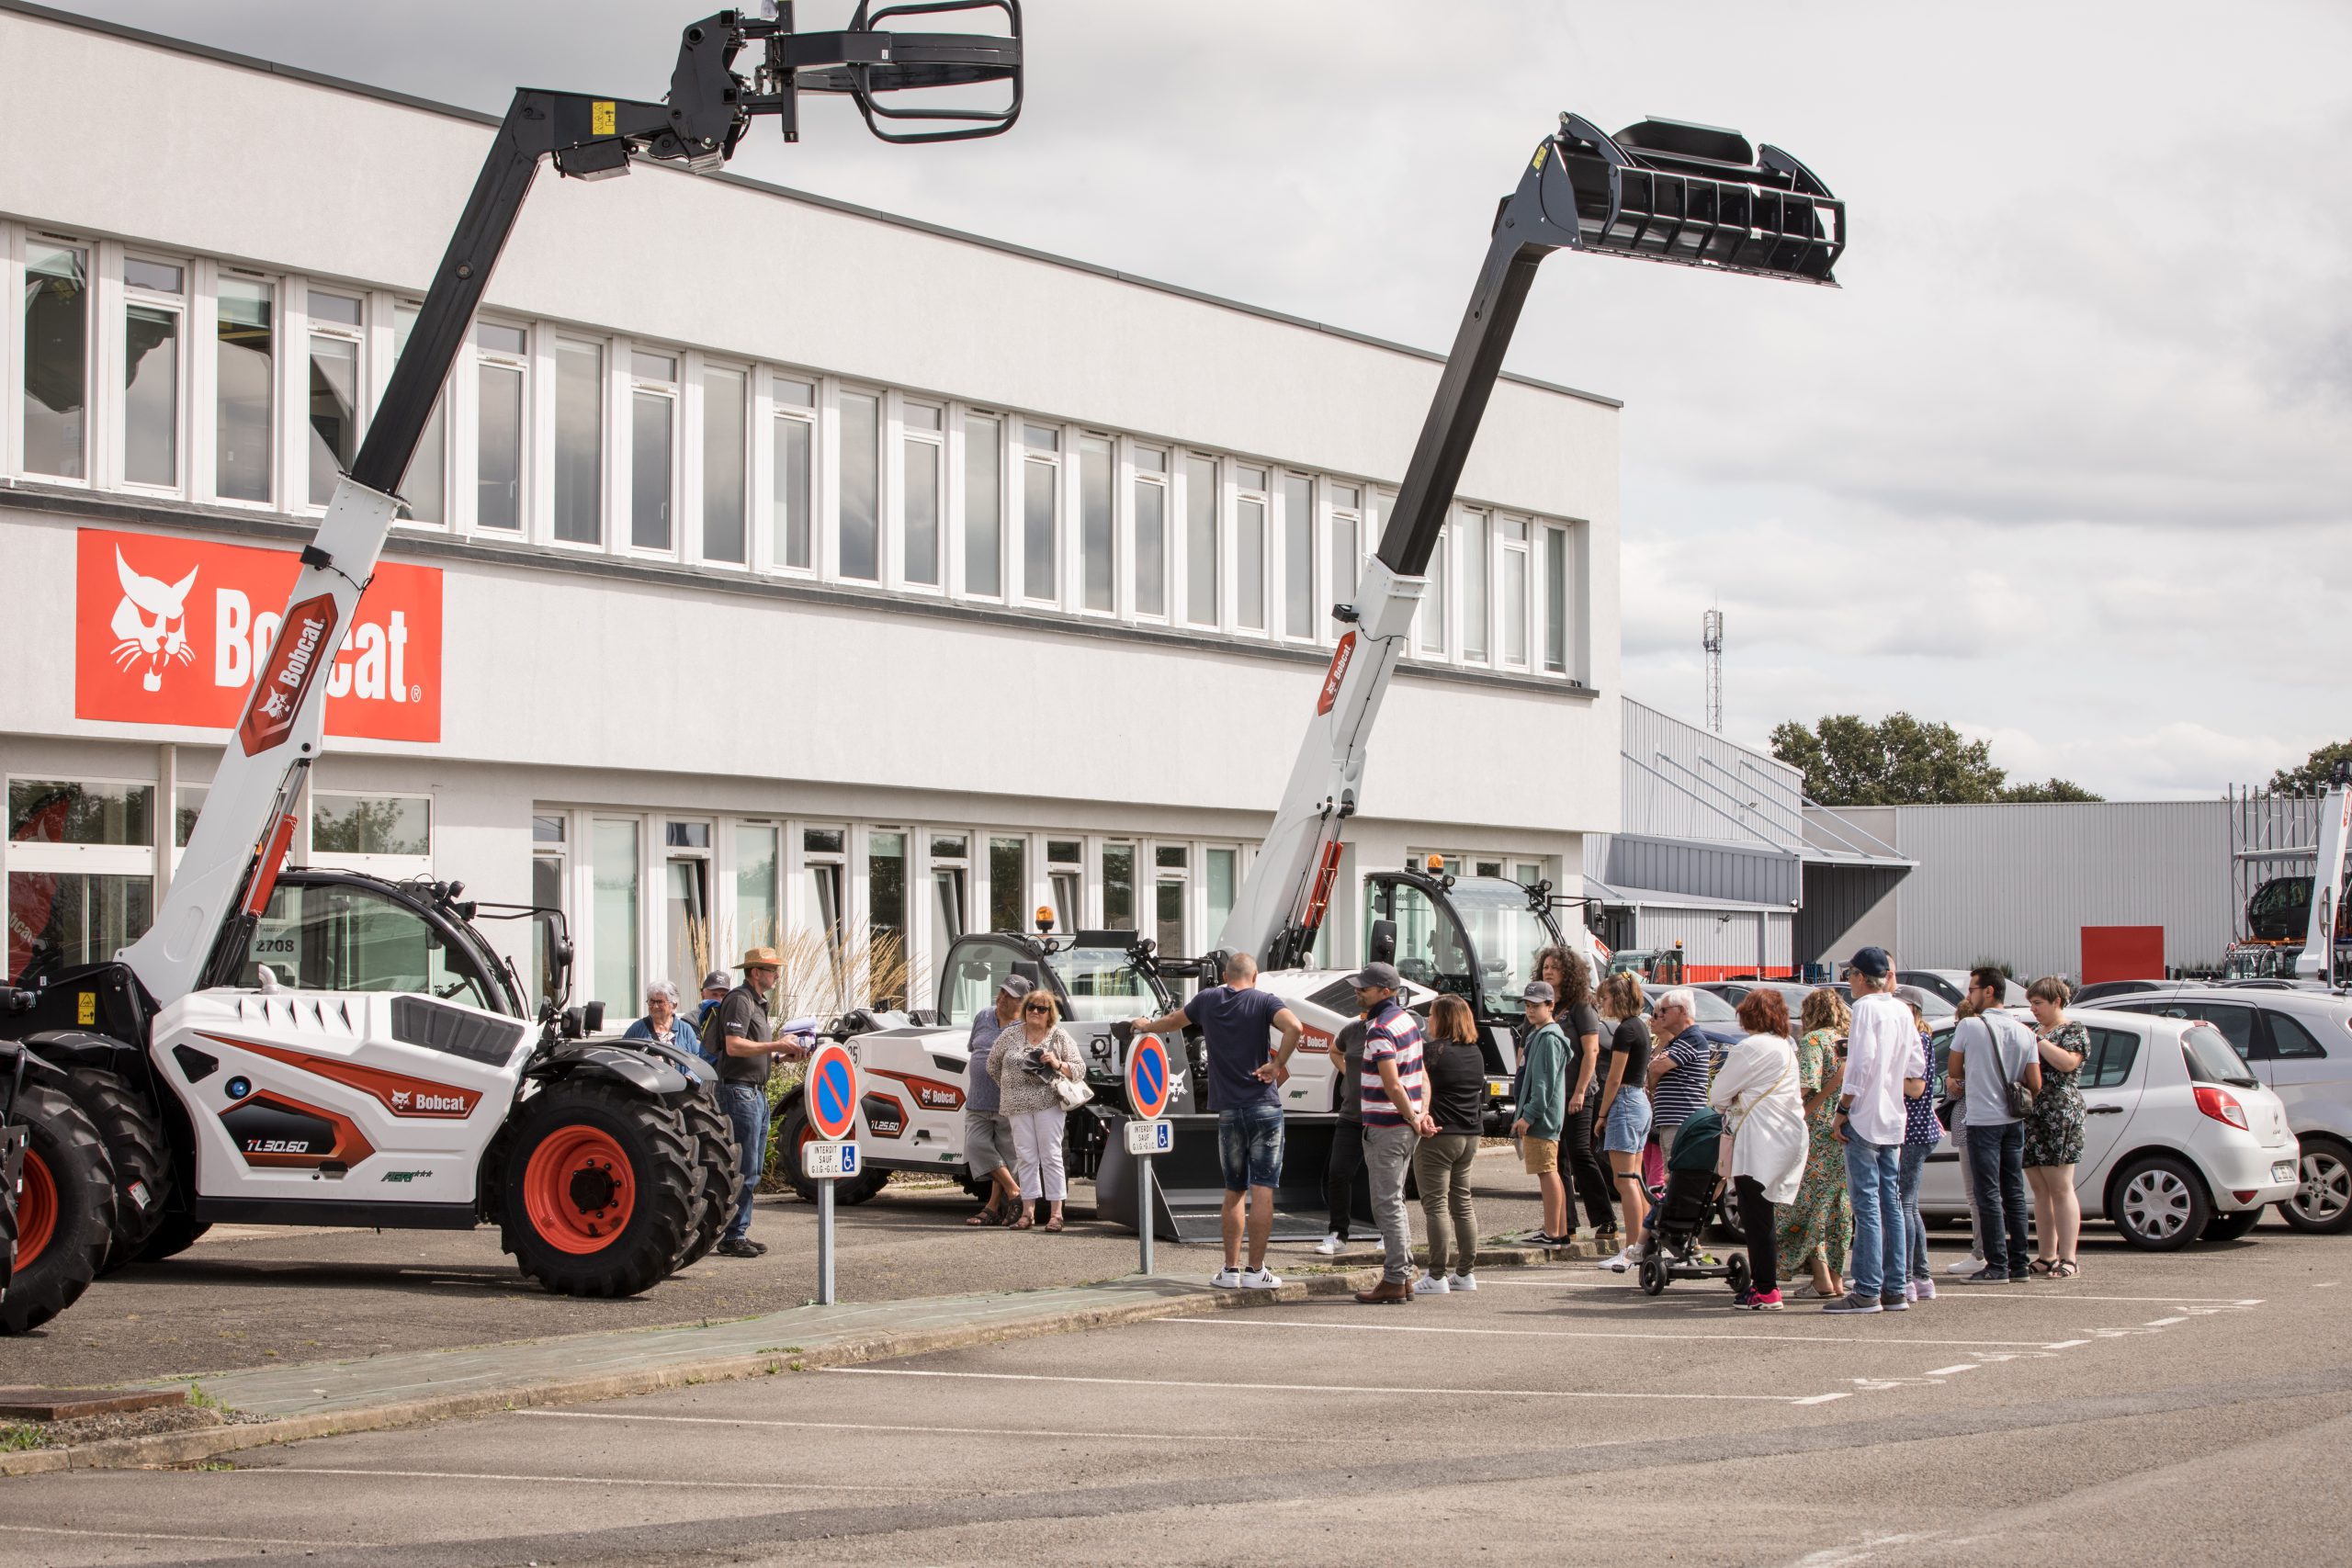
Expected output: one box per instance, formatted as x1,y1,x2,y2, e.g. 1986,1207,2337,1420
1977,1016,2039,1120
1051,1074,1094,1110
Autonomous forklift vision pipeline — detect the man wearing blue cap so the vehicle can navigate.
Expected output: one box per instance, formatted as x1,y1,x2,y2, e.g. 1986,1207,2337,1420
1824,946,1927,1314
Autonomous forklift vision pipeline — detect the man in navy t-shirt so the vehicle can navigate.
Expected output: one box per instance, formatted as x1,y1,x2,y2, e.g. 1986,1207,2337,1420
1130,953,1304,1289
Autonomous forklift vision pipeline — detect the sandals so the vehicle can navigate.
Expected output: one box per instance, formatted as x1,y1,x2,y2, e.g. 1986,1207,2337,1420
967,1207,1001,1227
2029,1258,2055,1277
1008,1216,1034,1231
2052,1259,2079,1279
1045,1216,1065,1234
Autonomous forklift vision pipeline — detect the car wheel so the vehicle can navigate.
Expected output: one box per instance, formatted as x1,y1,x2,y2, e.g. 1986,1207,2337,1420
2200,1207,2262,1243
2280,1138,2352,1235
1713,1188,1747,1244
2110,1155,2210,1251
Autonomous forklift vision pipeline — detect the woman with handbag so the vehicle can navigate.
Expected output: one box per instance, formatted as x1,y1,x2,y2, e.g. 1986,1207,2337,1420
989,989,1086,1232
1775,988,1853,1302
1708,988,1808,1311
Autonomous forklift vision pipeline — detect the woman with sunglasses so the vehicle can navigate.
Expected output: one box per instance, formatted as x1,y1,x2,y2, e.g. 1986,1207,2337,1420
988,990,1085,1231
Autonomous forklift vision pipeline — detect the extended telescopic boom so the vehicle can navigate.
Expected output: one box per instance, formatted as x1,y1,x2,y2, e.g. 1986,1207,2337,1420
121,3,1023,1006
1224,114,1845,970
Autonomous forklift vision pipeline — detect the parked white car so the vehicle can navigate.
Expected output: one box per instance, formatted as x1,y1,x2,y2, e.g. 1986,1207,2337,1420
1917,1007,2300,1250
2091,987,2352,1235
1900,968,2029,1008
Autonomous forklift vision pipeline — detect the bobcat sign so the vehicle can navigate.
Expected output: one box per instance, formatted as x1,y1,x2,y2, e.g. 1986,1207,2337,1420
74,527,442,743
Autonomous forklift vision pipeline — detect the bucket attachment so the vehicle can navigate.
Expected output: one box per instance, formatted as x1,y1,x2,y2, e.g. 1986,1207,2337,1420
790,1,1024,144
1097,1113,1340,1244
1545,113,1843,286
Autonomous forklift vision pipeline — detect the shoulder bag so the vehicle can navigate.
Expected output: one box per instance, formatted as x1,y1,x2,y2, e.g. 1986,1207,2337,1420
1717,1044,1795,1180
1977,1016,2039,1119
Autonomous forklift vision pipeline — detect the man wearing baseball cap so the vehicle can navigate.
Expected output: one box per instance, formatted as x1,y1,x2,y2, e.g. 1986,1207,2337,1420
1824,946,1928,1314
1346,960,1436,1304
963,975,1033,1226
1510,980,1573,1248
710,947,809,1258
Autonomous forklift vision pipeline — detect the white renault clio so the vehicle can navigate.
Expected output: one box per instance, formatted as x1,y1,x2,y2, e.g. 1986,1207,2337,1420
1918,1008,2300,1249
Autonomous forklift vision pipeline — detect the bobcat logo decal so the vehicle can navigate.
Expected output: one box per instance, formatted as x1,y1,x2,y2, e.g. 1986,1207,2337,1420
107,547,198,693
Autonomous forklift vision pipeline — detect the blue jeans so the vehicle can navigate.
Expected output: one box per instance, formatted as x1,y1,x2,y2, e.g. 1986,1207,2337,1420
1897,1141,1932,1283
1842,1135,1905,1301
1967,1122,2030,1277
716,1082,771,1241
1216,1102,1285,1193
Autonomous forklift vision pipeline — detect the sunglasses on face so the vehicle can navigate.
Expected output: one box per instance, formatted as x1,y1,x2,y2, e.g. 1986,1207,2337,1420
1023,1004,1051,1015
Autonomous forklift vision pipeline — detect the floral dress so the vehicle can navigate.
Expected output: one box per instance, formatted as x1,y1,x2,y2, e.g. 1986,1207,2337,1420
1774,1028,1851,1283
2023,1020,2089,1168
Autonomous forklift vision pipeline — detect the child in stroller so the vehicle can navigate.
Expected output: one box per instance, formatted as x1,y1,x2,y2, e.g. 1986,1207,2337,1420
1633,1108,1751,1297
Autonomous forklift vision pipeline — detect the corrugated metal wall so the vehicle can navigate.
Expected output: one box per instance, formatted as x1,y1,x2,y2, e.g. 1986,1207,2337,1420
1621,699,1805,847
1600,834,1799,907
1630,905,1793,978
1881,801,2232,978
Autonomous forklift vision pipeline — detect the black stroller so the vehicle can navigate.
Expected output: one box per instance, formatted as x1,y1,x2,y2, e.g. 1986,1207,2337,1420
1635,1108,1749,1297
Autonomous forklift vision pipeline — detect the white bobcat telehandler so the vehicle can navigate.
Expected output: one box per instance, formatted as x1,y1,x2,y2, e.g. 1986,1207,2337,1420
0,2,1024,1334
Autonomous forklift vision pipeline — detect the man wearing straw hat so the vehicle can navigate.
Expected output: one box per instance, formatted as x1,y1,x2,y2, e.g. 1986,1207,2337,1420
710,945,808,1258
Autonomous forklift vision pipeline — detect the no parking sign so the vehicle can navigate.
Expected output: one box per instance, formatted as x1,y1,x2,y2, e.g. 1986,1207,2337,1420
1125,1032,1174,1121
806,1041,859,1142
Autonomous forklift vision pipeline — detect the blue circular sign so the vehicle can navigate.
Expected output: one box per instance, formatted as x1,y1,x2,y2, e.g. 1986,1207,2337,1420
1125,1033,1172,1121
807,1043,858,1140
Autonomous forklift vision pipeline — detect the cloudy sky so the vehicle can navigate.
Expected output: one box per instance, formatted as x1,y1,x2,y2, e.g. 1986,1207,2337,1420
60,0,2352,798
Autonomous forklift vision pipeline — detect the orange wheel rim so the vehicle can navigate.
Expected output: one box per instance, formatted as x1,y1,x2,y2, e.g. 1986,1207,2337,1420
521,1126,635,1255
17,1150,57,1269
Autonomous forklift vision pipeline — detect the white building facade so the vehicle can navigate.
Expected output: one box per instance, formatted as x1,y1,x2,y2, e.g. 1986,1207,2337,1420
0,6,1623,1013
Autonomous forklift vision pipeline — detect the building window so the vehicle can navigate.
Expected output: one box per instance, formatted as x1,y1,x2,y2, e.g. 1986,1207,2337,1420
311,793,429,859
629,350,678,552
1280,472,1315,638
867,829,907,1007
6,779,156,983
964,412,1002,597
902,401,944,588
392,303,447,525
701,364,747,564
804,825,847,962
473,321,527,531
988,834,1026,937
1154,864,1186,968
1205,847,1238,944
22,242,89,480
1183,454,1218,626
1418,523,1449,655
774,376,815,570
1234,465,1268,632
122,257,183,490
1046,838,1082,931
734,821,779,956
531,812,566,1003
215,276,275,503
838,388,881,581
553,337,604,545
930,832,969,966
1102,840,1136,931
591,818,639,1010
662,819,710,1000
1544,525,1569,675
1459,509,1489,661
305,290,364,506
1496,515,1530,668
1080,434,1114,613
1132,446,1168,618
1329,482,1362,609
1023,423,1059,602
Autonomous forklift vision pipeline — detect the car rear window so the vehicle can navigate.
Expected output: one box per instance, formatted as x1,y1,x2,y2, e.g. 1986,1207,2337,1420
2181,1023,2259,1088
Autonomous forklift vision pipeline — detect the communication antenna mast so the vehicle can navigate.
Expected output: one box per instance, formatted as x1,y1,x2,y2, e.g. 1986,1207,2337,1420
1702,606,1724,734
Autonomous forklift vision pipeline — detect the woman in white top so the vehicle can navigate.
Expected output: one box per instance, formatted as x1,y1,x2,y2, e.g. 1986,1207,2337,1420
988,990,1085,1232
1707,987,1809,1311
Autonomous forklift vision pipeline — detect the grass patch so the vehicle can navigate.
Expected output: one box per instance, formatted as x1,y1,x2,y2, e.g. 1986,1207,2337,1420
0,1423,47,1452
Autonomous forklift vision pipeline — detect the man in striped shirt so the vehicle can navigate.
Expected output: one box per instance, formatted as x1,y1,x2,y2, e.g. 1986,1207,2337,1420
1351,962,1436,1304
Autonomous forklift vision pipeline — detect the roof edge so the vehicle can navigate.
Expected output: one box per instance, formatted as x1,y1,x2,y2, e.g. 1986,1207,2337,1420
2,0,1622,411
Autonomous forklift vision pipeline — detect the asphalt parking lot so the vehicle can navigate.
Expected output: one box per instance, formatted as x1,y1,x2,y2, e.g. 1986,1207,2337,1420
6,1219,2347,1567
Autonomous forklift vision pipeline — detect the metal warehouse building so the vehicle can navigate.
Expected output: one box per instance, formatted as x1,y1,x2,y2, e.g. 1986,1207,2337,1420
0,7,1623,1010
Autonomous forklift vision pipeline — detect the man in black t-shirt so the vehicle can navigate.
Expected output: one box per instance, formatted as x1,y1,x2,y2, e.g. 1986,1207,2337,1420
711,946,808,1258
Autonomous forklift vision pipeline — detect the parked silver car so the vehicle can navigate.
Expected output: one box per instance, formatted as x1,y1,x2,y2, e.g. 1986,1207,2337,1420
1918,1008,2300,1249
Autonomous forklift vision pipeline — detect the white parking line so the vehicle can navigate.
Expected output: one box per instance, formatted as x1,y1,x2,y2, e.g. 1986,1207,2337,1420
245,1466,963,1494
1156,1316,2066,1350
1483,1279,2265,1307
2144,1315,2189,1325
822,1366,1826,1404
0,1523,377,1549
1922,1365,1983,1376
514,1408,1261,1442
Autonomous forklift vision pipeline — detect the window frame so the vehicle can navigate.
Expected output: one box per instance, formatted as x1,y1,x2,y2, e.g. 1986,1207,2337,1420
694,357,751,570
1127,441,1170,624
834,381,885,584
208,265,281,511
16,230,95,487
1020,419,1063,606
1277,469,1317,643
1230,462,1270,636
623,344,682,558
300,283,368,513
117,248,188,497
767,371,819,575
308,789,433,881
468,316,531,536
897,395,947,593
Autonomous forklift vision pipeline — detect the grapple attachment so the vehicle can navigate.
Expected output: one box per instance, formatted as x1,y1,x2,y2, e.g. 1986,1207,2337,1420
1548,113,1844,286
791,1,1024,144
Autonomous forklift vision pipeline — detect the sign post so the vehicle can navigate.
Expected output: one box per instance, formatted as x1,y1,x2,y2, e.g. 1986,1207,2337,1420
1124,1032,1175,1276
802,1040,860,1305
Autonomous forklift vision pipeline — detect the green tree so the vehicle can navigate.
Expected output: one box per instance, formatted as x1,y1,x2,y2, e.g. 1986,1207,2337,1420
1770,713,2101,806
2268,740,2352,795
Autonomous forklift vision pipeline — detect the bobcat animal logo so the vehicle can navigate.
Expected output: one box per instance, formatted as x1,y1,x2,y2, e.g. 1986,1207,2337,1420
108,547,198,693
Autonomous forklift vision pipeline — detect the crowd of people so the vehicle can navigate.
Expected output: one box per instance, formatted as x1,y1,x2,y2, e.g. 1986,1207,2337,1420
621,942,2093,1299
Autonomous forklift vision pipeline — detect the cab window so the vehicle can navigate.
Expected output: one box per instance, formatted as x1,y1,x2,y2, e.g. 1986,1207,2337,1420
941,937,1038,1029
234,881,496,1010
1374,881,1474,1003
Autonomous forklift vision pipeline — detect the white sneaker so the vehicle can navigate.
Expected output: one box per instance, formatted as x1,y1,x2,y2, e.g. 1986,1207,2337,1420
1210,1267,1244,1289
1313,1233,1345,1257
1598,1247,1633,1273
1945,1253,1986,1277
1412,1271,1450,1295
1239,1266,1282,1290
1447,1272,1478,1292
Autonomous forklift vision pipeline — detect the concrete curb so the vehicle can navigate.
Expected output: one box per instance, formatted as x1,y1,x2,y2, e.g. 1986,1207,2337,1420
0,1267,1382,1478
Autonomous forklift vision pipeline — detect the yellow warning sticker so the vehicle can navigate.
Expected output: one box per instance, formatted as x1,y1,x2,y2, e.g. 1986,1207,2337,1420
1532,142,1549,171
593,100,616,136
77,991,96,1024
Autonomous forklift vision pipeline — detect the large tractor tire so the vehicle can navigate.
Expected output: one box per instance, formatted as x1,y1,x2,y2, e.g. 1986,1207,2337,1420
673,1087,741,1269
500,1081,695,1298
776,1095,889,1205
3,1083,117,1336
133,1205,210,1263
60,1067,171,1275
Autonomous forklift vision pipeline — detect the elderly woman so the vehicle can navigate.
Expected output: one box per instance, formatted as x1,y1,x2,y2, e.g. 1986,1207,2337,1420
1709,987,1808,1311
1776,987,1854,1302
623,979,703,1058
988,988,1085,1232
